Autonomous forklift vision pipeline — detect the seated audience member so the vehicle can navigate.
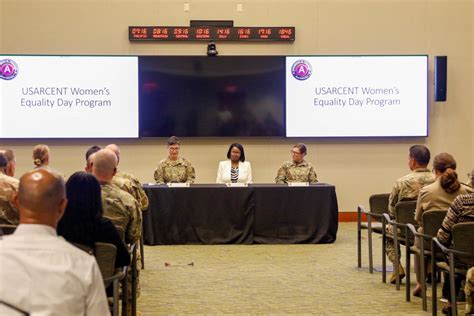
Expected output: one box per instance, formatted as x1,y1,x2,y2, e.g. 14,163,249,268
412,153,473,296
32,144,51,169
0,148,17,177
0,153,19,225
386,145,435,284
436,169,474,314
0,169,108,314
466,266,474,314
84,145,101,173
92,149,142,244
154,136,196,184
216,143,252,184
57,171,130,268
106,144,149,210
275,143,318,184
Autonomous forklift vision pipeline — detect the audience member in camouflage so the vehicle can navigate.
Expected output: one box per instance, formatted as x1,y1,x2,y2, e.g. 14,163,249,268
0,149,17,177
84,145,101,173
91,149,142,244
153,136,196,184
466,267,474,314
0,153,19,225
106,143,149,210
386,145,435,284
275,143,318,184
115,170,149,210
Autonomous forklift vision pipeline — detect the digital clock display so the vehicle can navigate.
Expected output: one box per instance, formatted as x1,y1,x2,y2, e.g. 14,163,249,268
129,26,295,42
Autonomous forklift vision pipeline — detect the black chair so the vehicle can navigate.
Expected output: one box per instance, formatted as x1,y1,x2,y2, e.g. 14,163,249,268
432,222,474,316
357,193,390,273
382,200,417,298
407,210,447,311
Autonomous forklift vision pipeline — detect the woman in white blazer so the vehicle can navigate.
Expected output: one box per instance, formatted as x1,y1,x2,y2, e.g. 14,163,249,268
216,143,252,184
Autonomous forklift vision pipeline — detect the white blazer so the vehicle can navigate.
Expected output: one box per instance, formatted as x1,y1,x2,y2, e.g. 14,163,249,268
216,160,253,184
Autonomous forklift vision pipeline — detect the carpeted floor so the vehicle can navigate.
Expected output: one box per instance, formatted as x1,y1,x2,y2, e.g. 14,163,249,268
138,222,467,315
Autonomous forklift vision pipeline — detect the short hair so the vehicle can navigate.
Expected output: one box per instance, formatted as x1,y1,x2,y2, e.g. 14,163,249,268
409,145,430,166
0,153,8,169
85,145,101,162
57,171,103,247
0,149,15,163
92,149,117,177
293,143,307,155
226,143,246,162
167,136,180,147
32,144,50,167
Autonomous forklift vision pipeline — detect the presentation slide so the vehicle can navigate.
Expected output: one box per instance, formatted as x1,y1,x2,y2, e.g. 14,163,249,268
0,56,138,138
286,56,428,137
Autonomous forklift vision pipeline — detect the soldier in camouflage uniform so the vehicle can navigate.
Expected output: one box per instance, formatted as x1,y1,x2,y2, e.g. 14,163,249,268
154,136,196,184
386,145,435,284
0,152,19,225
92,149,142,306
106,144,149,211
466,267,474,314
0,149,17,178
91,149,142,244
275,143,318,184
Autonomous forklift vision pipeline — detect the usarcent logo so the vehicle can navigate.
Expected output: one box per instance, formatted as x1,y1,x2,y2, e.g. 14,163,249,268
0,59,19,80
291,59,312,81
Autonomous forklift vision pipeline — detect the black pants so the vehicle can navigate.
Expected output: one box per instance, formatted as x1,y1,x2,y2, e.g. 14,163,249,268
442,273,463,302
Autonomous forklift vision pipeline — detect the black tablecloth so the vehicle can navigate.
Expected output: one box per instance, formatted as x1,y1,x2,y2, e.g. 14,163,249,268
143,184,338,245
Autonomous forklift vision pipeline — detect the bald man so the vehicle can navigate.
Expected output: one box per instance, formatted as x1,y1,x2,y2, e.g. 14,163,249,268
0,152,19,225
92,149,142,244
0,169,108,315
106,144,149,211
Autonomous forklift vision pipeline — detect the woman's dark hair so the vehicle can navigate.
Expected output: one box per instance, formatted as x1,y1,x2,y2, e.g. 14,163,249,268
433,153,460,194
57,171,103,247
227,143,245,162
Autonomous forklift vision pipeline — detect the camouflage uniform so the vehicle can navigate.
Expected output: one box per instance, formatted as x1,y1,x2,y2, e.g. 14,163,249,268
466,267,474,314
386,168,435,263
100,182,143,305
154,157,195,184
116,170,149,211
0,173,19,225
275,160,318,184
100,183,142,244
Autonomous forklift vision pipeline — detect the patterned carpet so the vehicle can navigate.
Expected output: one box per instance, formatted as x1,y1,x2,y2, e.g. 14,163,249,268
138,223,466,315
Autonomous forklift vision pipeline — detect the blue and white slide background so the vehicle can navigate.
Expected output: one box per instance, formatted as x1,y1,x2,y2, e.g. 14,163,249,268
286,56,428,137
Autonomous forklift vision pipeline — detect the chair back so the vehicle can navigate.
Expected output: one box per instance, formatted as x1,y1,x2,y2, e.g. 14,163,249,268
395,200,417,239
422,210,448,237
452,222,474,266
369,193,390,217
95,242,117,281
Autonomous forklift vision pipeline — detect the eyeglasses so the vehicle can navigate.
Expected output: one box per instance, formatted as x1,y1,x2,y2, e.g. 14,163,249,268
169,146,180,151
290,150,302,155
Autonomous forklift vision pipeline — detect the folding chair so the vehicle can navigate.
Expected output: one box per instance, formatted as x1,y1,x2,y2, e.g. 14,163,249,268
357,193,390,272
407,210,447,310
432,222,474,316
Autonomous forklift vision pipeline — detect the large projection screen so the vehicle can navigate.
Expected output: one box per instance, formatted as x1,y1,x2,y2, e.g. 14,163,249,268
0,55,139,138
285,56,428,137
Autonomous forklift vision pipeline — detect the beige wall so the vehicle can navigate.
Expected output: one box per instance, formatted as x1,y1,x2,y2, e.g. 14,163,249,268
1,0,473,212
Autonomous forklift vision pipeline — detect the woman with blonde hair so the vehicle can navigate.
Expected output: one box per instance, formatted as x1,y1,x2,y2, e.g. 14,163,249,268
32,144,51,169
